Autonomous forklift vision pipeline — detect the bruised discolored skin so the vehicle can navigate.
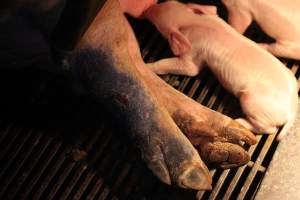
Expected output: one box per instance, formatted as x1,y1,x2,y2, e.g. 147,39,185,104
143,1,298,140
123,6,257,168
67,0,214,190
222,0,300,60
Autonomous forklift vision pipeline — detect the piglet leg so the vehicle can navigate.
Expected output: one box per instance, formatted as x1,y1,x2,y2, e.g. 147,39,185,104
227,10,252,34
259,42,300,60
222,1,253,34
147,55,205,76
67,0,212,190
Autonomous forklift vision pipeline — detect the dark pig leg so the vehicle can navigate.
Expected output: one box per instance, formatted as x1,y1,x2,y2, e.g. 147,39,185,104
67,0,211,190
124,13,257,168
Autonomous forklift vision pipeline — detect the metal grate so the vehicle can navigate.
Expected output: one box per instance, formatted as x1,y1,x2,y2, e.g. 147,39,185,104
0,1,300,199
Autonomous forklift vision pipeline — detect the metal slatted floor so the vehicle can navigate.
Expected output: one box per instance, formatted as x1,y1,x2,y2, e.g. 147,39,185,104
0,1,300,199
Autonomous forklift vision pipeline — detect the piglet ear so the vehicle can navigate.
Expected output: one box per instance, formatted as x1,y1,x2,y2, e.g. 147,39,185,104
186,3,217,15
169,29,191,56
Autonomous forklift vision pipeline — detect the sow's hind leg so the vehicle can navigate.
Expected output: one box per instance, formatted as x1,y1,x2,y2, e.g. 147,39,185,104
67,0,211,190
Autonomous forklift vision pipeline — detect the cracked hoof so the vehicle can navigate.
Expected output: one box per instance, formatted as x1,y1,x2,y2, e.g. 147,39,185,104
172,109,256,168
200,142,250,168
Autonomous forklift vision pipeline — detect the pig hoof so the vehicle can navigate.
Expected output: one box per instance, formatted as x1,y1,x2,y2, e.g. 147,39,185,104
196,120,256,168
178,162,212,190
141,142,172,185
147,153,212,190
148,157,171,185
140,133,212,190
200,142,251,168
172,109,256,168
223,120,257,145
